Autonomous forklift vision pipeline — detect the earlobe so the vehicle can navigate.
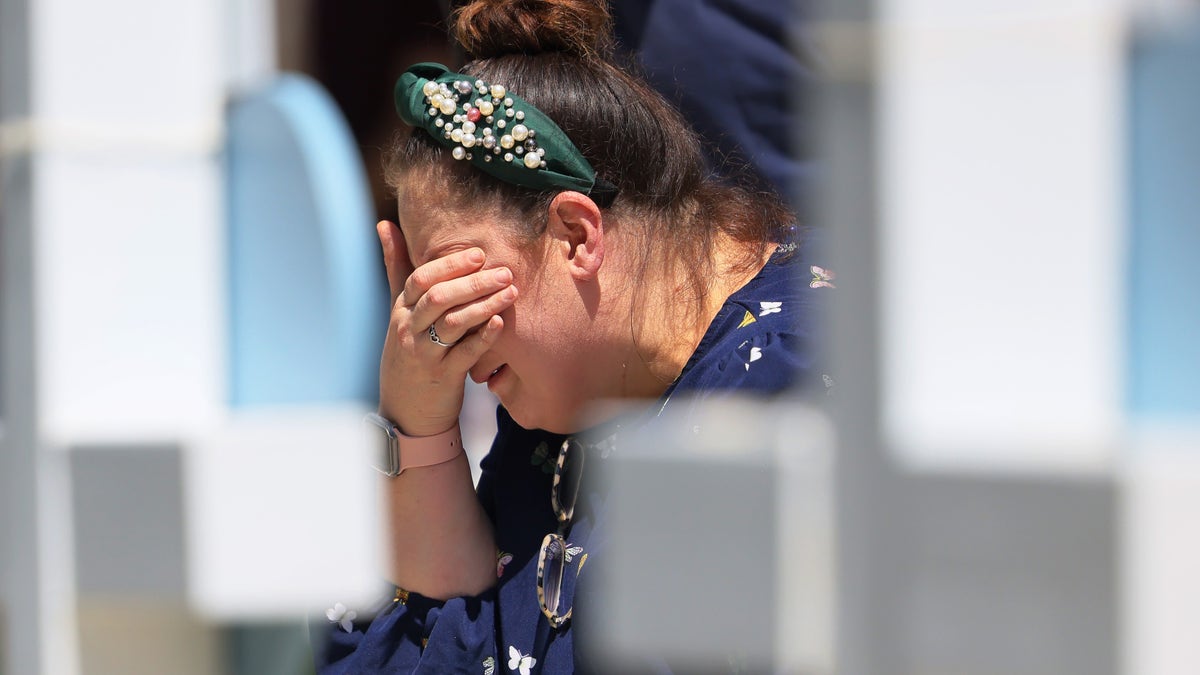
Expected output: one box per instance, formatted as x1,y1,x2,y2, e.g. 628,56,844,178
548,192,604,282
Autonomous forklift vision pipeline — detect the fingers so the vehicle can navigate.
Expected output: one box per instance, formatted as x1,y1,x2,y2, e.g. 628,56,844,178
427,283,519,347
441,315,505,372
375,235,514,438
402,248,486,307
378,314,504,436
411,267,516,340
385,243,515,371
377,220,413,306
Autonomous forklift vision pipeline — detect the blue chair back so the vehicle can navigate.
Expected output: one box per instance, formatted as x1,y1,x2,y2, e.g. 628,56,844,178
226,74,386,406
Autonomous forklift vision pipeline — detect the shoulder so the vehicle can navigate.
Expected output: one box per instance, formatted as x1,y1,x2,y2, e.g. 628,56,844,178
672,236,834,397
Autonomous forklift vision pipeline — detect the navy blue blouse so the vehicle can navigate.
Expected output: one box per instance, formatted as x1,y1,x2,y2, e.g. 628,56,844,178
317,239,833,674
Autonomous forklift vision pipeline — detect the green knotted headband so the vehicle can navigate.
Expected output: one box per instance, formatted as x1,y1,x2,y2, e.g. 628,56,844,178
395,62,619,206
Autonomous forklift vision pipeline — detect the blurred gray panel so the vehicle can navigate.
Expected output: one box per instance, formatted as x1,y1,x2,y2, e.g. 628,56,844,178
0,0,30,120
226,622,316,675
71,446,187,596
2,0,38,667
598,457,778,672
897,473,1117,675
587,398,834,674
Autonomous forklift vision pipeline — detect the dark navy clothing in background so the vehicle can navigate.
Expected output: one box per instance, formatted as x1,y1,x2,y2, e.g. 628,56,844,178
316,236,833,674
610,0,819,213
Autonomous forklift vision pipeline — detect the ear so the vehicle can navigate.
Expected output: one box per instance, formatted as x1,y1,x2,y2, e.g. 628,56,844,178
546,191,604,281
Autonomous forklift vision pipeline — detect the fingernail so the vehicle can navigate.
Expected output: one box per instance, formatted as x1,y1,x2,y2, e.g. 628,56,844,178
492,268,512,283
468,248,485,264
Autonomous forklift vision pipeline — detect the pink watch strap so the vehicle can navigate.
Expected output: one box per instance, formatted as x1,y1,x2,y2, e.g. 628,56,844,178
394,423,464,474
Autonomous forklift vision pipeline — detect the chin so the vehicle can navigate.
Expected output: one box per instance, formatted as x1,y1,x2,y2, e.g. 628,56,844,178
505,402,579,435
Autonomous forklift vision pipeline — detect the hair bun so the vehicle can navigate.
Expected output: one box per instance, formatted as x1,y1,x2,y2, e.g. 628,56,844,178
453,0,613,61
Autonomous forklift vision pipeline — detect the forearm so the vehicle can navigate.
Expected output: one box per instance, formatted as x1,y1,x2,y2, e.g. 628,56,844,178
371,229,511,599
384,451,497,599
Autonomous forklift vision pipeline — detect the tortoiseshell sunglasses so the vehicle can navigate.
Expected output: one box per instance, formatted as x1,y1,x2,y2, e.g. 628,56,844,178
535,437,585,629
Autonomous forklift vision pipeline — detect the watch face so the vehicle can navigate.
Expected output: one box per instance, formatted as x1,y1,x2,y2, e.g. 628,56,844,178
364,413,399,476
381,440,398,476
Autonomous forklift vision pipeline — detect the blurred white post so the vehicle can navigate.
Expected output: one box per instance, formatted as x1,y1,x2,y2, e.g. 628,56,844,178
1123,431,1200,675
877,0,1127,472
225,0,277,92
2,0,232,672
823,1,1127,672
1,0,83,672
31,0,226,447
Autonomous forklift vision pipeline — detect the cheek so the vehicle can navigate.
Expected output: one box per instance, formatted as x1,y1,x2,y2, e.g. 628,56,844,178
497,267,603,384
499,303,578,382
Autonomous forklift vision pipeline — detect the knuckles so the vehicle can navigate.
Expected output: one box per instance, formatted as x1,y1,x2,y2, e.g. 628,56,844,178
423,287,448,308
468,273,489,295
406,269,432,294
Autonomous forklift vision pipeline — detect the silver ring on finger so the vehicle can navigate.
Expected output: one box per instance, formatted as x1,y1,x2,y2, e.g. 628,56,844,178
428,323,457,348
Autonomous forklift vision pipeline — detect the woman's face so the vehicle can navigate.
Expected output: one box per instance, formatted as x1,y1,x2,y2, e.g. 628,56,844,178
397,181,624,433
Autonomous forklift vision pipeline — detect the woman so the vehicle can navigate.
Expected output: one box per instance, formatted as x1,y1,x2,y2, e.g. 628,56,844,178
319,0,829,671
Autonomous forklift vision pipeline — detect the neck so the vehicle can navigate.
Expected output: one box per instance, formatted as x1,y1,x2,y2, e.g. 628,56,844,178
620,238,775,399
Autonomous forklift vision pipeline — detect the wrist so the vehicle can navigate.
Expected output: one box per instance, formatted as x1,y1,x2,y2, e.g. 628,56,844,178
377,402,456,439
365,413,464,476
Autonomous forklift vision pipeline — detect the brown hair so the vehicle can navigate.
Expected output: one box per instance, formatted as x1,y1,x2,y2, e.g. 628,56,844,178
385,0,793,313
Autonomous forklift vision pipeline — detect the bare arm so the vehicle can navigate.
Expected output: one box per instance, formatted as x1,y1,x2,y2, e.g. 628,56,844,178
375,220,514,598
381,453,495,598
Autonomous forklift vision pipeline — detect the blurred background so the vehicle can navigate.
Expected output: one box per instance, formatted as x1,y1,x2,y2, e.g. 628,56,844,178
2,0,1199,673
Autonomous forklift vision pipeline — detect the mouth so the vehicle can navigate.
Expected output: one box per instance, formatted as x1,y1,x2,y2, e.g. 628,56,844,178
471,363,507,385
487,364,507,386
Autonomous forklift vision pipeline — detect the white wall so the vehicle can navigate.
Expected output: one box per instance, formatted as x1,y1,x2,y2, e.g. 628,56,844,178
30,0,226,446
877,0,1127,472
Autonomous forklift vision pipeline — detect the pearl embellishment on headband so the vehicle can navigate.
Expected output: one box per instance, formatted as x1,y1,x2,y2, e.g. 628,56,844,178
399,62,618,205
417,75,560,173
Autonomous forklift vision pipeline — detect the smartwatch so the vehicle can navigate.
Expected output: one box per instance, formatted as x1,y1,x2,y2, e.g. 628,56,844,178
364,413,463,477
